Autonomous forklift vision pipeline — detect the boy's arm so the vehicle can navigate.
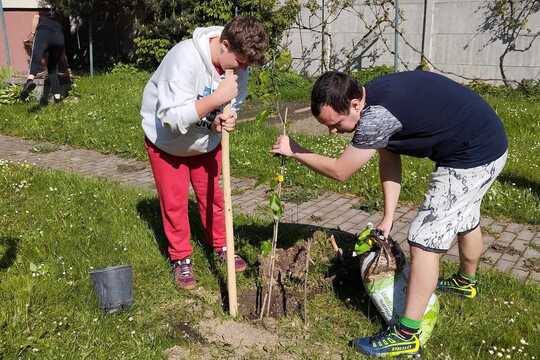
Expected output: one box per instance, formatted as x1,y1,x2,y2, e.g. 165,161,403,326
271,135,376,181
195,72,238,118
377,149,402,238
157,73,238,134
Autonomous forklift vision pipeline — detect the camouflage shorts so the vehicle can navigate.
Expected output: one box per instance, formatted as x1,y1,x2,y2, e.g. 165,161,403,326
408,151,508,252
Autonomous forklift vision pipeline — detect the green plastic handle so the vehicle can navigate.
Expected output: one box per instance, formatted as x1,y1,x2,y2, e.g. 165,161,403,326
354,224,374,255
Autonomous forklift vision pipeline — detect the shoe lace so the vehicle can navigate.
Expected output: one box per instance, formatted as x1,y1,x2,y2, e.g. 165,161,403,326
174,259,192,277
449,273,476,287
371,326,396,343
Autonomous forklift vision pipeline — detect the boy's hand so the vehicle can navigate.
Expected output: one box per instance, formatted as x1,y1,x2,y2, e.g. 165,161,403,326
271,135,299,157
214,73,238,105
376,218,393,239
212,111,237,133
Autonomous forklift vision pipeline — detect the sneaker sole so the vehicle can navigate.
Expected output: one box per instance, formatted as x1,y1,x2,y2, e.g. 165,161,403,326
235,263,247,272
19,82,37,100
437,287,479,299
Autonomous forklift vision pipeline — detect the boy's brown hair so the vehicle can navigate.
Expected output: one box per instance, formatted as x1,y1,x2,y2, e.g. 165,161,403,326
220,16,268,66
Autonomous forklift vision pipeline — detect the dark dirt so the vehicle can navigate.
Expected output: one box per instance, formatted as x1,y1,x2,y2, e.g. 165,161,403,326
173,321,207,344
523,257,540,272
237,230,364,320
490,243,522,256
238,242,311,319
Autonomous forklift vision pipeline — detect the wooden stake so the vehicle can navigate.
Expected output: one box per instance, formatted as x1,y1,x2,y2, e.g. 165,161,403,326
303,238,312,327
222,69,238,317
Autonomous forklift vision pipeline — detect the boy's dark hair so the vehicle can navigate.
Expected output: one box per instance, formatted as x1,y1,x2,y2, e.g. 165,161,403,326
220,16,268,66
311,71,364,117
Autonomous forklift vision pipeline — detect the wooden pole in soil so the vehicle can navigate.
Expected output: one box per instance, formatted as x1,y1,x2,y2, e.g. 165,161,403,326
222,69,238,317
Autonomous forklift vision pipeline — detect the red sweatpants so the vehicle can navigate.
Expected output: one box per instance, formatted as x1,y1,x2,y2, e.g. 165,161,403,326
145,138,226,261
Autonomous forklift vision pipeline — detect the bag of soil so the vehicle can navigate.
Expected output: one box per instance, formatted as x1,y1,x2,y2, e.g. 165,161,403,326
357,226,439,346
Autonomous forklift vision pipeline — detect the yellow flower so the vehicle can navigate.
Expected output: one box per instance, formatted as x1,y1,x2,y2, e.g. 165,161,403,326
275,175,284,183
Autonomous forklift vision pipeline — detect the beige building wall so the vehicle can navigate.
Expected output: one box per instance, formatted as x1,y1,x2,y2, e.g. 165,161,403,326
285,0,540,82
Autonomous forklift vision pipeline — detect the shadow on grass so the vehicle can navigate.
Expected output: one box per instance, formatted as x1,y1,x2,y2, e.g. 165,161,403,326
135,197,230,310
325,229,382,324
0,236,19,270
499,173,540,198
136,197,377,319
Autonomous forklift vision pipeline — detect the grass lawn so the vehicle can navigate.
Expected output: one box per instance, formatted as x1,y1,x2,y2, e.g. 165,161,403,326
0,162,539,359
0,69,538,225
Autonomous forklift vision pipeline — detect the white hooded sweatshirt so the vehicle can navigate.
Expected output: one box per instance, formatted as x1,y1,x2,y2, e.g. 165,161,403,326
141,26,248,157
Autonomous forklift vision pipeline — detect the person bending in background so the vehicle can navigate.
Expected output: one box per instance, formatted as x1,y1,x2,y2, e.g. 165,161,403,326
20,9,70,103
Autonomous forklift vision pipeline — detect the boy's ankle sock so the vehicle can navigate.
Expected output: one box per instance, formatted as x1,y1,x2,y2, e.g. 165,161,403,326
457,270,477,284
397,316,421,339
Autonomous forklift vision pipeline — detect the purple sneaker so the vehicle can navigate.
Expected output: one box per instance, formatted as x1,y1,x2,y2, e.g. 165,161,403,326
216,246,247,272
172,258,196,290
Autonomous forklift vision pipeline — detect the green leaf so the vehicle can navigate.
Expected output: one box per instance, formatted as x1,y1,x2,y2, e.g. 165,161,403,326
255,109,271,126
29,262,38,272
269,192,284,220
260,240,272,256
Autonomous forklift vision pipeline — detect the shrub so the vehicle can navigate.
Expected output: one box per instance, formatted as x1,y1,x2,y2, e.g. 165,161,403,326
0,66,14,85
467,79,540,99
350,65,394,85
133,37,173,70
109,63,141,76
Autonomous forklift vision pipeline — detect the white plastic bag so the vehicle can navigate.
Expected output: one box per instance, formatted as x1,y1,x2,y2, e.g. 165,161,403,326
360,238,439,345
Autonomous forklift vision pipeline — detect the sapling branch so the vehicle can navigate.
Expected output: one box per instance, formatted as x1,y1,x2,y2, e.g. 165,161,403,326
265,107,288,317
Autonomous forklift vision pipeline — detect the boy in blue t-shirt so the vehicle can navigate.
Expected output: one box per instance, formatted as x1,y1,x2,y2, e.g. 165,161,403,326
271,70,508,357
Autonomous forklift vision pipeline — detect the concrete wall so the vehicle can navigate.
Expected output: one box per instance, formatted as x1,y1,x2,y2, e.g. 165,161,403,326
284,0,540,82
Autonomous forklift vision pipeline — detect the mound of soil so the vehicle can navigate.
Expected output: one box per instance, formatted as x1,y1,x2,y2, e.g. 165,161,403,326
239,231,337,319
238,242,309,319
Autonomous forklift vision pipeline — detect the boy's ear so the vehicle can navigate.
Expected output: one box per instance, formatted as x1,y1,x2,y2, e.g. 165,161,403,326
221,39,230,51
350,98,362,111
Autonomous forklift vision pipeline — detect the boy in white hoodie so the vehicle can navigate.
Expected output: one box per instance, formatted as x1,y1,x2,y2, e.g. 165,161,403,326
141,16,268,289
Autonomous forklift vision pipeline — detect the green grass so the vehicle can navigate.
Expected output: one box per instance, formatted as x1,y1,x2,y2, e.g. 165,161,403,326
0,71,538,224
0,163,539,359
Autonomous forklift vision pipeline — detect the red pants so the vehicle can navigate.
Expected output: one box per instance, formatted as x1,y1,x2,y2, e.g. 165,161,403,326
145,138,226,261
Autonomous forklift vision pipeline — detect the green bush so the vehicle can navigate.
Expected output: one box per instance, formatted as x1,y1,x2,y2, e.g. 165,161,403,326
133,37,173,70
109,62,141,75
0,66,14,85
519,79,540,97
350,65,394,85
248,69,313,102
468,80,511,97
135,0,298,52
467,79,540,99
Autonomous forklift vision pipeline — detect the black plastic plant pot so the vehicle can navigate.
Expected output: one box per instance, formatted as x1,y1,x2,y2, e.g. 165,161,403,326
90,265,133,314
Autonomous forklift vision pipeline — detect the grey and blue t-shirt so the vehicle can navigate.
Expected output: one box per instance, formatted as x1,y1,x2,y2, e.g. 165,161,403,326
352,71,508,168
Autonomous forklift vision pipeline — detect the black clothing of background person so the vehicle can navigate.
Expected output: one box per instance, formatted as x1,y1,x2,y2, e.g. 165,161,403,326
20,12,68,102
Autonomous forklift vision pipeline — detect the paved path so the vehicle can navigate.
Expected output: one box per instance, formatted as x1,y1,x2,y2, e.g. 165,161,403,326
0,134,538,283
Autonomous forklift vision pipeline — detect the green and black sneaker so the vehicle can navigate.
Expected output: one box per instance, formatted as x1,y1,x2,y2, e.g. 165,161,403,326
352,325,422,357
437,273,478,299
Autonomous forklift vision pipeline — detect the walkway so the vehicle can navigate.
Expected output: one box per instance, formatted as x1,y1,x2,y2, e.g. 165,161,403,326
0,134,538,283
